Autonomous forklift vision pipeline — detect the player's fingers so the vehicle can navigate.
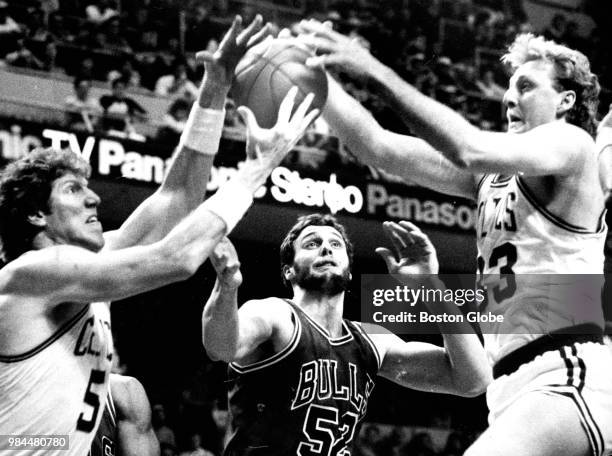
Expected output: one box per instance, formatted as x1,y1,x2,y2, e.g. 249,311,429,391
388,221,415,243
375,247,398,271
290,92,314,125
217,15,243,51
195,50,215,63
276,86,298,126
237,14,263,46
277,27,292,39
236,106,262,137
246,22,273,48
298,108,320,133
300,35,335,54
302,18,347,43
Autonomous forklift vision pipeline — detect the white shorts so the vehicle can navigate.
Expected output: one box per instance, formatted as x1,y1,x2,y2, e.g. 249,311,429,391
487,341,612,456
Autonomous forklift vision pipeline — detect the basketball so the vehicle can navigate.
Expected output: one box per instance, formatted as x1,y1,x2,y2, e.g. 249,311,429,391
232,38,328,129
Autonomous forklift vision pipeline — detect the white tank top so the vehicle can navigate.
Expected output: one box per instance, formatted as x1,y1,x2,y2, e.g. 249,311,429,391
0,302,113,456
476,174,607,364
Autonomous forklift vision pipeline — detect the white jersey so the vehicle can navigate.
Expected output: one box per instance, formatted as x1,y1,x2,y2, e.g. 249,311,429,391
476,174,607,363
0,302,113,456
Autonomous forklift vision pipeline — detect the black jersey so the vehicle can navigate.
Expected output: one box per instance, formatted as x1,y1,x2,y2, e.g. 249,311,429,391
89,394,117,456
224,300,381,456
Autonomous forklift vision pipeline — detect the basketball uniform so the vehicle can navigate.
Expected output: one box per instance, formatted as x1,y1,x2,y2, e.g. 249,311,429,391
476,174,612,456
0,302,114,456
89,392,117,456
224,300,381,456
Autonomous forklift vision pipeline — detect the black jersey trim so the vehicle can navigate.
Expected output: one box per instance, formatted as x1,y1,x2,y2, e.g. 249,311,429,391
538,385,604,456
229,306,302,374
516,177,603,234
0,305,90,363
476,174,489,193
286,300,354,345
349,321,382,370
490,174,513,188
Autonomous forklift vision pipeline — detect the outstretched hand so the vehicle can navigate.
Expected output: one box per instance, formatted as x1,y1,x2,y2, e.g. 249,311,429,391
294,19,382,79
376,221,439,283
237,86,320,168
211,237,242,289
196,15,273,88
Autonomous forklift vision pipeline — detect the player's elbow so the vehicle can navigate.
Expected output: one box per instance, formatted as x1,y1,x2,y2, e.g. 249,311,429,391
454,371,491,397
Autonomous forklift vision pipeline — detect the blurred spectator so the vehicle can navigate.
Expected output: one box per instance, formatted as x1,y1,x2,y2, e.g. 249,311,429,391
155,59,199,101
104,17,133,54
5,37,44,70
107,55,141,88
441,431,466,456
161,442,179,456
455,63,482,96
48,13,74,43
400,431,437,456
208,399,229,455
85,0,119,25
354,423,382,456
153,403,177,448
99,76,148,134
156,97,190,145
475,67,505,101
185,5,223,53
40,39,64,74
0,2,22,57
179,433,214,456
64,76,102,131
543,13,566,42
25,7,52,43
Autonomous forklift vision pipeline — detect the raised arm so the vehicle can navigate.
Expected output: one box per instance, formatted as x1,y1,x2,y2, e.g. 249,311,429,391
299,20,591,177
202,237,294,363
105,15,272,251
371,221,491,396
324,76,479,199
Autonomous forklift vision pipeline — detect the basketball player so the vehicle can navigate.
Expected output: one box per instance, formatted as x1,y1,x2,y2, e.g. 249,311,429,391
90,374,160,456
297,21,612,456
0,22,318,456
202,214,491,455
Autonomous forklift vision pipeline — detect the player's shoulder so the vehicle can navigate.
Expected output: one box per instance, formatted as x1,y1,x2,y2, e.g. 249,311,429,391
240,297,295,326
540,121,595,151
110,374,150,421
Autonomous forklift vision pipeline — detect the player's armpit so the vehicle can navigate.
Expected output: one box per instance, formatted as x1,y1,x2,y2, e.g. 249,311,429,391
233,298,296,364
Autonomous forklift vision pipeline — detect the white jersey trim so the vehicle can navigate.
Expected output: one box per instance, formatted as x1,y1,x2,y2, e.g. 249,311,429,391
349,321,383,370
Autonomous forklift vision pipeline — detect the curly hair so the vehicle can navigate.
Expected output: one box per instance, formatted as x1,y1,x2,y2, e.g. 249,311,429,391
501,33,600,137
0,148,91,261
279,213,354,288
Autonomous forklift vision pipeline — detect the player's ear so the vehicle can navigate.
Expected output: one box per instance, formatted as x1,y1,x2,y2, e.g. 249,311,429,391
283,265,295,282
557,90,576,116
27,210,47,228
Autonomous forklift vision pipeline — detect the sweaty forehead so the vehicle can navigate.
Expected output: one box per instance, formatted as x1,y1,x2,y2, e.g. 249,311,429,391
297,225,344,242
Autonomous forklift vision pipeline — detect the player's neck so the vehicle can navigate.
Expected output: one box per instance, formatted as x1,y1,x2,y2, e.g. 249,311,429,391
293,289,345,338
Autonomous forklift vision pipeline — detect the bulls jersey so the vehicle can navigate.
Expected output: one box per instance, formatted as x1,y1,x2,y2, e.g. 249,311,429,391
0,302,114,456
476,174,607,363
90,393,117,456
224,300,381,456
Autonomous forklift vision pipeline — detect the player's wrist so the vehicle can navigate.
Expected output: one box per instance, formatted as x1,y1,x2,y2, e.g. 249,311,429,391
178,104,225,155
202,180,254,233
